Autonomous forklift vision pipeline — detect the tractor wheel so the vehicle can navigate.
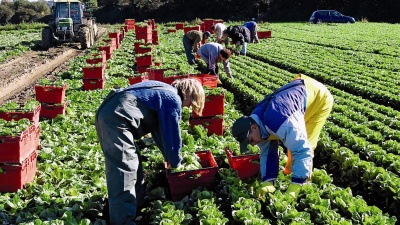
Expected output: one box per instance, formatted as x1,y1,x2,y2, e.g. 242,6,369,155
41,28,52,50
79,27,91,49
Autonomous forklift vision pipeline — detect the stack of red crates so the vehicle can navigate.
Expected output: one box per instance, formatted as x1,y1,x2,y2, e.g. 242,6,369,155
35,82,68,119
189,77,224,136
108,31,120,48
83,51,107,90
135,23,152,44
0,104,41,192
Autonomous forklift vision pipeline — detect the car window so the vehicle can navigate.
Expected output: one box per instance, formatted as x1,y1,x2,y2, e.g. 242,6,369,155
331,11,341,17
319,11,329,16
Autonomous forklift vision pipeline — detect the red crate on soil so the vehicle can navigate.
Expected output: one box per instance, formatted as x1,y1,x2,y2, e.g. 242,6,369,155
163,75,189,84
128,75,148,85
184,25,201,33
175,23,184,30
125,19,135,25
82,65,104,79
0,104,41,127
192,94,224,117
165,150,218,201
83,79,105,91
189,116,223,136
258,30,272,39
40,101,68,119
147,68,167,81
136,55,152,67
0,150,38,192
225,148,260,180
34,83,67,104
0,124,36,163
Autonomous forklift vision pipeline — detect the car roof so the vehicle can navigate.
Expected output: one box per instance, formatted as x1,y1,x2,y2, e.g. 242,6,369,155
315,10,338,12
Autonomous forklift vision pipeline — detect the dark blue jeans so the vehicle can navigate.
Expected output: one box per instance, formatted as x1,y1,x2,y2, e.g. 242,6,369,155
182,35,195,65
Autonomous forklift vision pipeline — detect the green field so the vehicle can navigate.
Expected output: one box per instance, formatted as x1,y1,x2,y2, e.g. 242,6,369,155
0,22,399,224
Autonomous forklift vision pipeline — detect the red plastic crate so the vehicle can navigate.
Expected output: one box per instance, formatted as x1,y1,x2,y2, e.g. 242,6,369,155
128,75,148,85
163,75,189,84
125,19,135,25
258,30,272,39
192,94,224,117
104,38,117,48
108,32,120,44
175,23,184,30
34,83,67,104
83,79,105,90
188,74,218,89
0,104,41,127
183,25,201,33
189,116,223,136
86,51,106,65
82,65,104,79
147,68,166,81
135,25,152,34
136,55,152,67
0,124,36,163
0,150,37,192
225,148,260,180
167,29,176,33
136,46,152,54
98,45,113,54
165,150,218,201
40,101,68,119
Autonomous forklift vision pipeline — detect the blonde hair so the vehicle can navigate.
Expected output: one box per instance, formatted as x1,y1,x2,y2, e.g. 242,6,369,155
172,78,205,116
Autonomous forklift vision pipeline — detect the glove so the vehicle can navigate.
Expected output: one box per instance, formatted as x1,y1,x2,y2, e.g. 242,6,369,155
256,181,276,199
286,183,301,199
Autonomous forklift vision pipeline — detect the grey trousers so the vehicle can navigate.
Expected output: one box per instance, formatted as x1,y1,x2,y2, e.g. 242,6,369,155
183,35,195,65
95,91,145,225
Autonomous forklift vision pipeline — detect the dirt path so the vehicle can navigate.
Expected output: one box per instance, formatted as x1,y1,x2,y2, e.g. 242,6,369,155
0,27,108,104
0,46,81,104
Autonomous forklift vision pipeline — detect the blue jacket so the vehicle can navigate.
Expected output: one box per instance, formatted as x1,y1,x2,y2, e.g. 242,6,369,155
126,81,183,167
251,79,312,184
243,21,257,31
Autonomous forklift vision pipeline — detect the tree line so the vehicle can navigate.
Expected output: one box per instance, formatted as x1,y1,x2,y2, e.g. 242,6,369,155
1,0,399,25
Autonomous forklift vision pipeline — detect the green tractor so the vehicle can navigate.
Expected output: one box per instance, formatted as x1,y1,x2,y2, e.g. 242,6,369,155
41,0,97,50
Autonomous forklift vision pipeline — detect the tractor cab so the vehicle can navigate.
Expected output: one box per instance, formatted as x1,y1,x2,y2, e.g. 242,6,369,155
41,0,97,50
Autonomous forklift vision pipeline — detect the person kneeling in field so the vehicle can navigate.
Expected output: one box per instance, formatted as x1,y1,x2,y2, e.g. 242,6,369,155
95,79,205,225
232,74,334,200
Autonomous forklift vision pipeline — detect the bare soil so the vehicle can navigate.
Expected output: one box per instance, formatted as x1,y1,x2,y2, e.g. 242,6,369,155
0,27,108,105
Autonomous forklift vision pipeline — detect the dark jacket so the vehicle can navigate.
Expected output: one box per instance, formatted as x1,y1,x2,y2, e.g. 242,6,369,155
226,26,250,44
